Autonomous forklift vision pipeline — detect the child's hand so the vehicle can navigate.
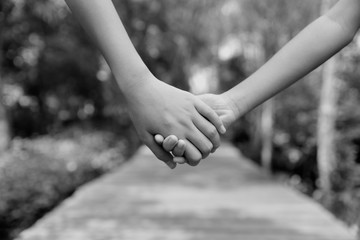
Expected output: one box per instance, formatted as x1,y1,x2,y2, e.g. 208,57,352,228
154,135,187,164
198,93,237,129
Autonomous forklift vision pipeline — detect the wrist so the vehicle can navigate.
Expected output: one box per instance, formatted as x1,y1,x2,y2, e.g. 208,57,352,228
114,68,157,99
222,90,249,119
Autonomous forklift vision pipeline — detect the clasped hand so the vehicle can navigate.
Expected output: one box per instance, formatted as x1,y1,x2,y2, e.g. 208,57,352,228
125,76,236,168
124,77,236,168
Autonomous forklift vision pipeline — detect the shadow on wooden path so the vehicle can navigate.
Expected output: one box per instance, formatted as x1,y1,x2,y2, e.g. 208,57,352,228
17,143,356,240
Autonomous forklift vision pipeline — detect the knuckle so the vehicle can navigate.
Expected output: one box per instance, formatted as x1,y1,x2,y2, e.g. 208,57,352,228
208,126,218,138
162,114,175,130
179,117,191,129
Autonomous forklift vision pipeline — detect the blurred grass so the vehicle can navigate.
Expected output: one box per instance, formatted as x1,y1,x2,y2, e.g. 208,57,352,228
0,120,140,240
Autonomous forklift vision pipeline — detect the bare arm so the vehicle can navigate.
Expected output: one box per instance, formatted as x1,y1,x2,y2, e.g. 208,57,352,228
64,0,226,167
64,0,152,91
155,0,360,161
224,0,360,118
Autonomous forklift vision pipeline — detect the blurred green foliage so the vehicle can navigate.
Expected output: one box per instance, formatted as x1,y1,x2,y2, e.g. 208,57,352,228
215,0,360,229
2,0,103,136
0,121,140,239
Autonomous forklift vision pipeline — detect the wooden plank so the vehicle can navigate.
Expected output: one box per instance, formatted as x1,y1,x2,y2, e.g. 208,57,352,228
17,143,356,240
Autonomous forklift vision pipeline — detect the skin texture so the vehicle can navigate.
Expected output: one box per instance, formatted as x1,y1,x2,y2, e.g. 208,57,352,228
157,0,360,164
156,94,236,164
65,0,226,168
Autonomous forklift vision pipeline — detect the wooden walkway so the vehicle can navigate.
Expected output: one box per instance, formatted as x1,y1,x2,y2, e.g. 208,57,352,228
17,143,356,240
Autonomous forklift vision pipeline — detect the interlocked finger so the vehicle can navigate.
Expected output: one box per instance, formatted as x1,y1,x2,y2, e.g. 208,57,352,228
172,139,186,157
162,135,179,152
187,127,213,159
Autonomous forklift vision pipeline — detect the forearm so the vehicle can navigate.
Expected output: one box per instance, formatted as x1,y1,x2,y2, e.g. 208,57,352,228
225,0,360,118
65,0,153,94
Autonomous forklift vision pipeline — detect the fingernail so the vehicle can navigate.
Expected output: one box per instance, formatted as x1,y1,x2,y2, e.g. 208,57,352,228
220,125,226,134
166,161,176,169
154,135,164,144
178,139,186,146
174,157,186,164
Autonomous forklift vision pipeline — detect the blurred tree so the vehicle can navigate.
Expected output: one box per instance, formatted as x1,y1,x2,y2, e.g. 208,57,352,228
237,0,318,170
317,0,338,193
0,0,11,149
2,0,104,137
113,0,228,92
113,0,188,90
324,34,360,226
